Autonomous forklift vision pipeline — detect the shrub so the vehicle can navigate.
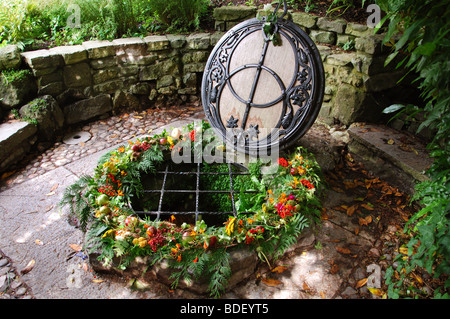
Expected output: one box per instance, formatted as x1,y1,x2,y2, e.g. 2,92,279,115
376,0,450,299
147,0,209,32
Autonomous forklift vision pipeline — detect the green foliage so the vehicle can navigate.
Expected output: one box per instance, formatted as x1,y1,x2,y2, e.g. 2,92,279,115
1,69,32,84
60,123,324,298
0,0,167,47
146,0,209,32
376,0,450,298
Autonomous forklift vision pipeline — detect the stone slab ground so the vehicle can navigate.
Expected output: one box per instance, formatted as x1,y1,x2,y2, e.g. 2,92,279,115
0,106,433,300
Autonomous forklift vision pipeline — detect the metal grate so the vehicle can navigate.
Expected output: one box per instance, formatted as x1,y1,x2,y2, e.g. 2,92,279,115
132,162,258,223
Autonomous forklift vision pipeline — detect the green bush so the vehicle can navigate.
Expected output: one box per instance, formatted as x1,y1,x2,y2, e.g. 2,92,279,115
376,0,450,299
147,0,209,32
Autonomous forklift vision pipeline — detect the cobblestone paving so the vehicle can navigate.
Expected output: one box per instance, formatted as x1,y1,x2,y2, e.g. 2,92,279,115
0,249,34,299
1,104,204,192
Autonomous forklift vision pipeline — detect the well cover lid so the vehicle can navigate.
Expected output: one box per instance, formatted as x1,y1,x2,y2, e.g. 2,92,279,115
201,5,325,156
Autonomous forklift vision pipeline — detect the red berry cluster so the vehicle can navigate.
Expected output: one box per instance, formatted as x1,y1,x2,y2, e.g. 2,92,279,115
189,130,196,142
98,185,116,196
278,157,289,167
300,179,314,189
246,226,265,244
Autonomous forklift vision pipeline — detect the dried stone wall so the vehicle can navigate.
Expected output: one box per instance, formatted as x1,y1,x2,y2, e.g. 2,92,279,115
0,6,418,173
0,34,220,173
214,5,411,127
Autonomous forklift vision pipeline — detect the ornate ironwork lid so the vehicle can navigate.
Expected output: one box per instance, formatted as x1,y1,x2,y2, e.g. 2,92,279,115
201,2,325,156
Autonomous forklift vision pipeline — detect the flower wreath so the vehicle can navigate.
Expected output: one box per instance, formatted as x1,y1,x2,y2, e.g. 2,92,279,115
61,121,323,297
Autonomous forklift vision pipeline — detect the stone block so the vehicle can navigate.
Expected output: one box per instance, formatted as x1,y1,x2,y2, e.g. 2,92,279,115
19,95,64,141
0,121,37,172
93,67,119,84
292,12,318,29
90,57,117,70
129,82,150,95
345,22,374,37
140,59,180,81
64,94,112,124
309,30,336,45
157,75,174,89
332,83,366,124
63,62,92,88
186,33,211,50
210,32,225,46
113,37,147,64
183,62,206,73
326,53,357,67
166,34,187,49
21,50,64,70
82,40,116,59
93,79,123,95
48,45,88,65
112,90,139,111
38,82,64,97
336,34,356,48
355,34,385,55
213,5,257,22
0,45,22,70
0,72,37,110
143,35,170,51
317,17,346,34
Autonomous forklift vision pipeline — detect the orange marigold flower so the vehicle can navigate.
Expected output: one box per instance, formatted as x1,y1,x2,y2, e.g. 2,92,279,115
193,256,198,263
118,146,125,153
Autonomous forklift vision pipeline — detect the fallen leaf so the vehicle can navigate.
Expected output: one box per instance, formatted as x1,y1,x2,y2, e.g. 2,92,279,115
92,279,104,284
336,247,351,254
82,263,89,272
70,244,83,252
359,215,373,226
44,205,54,212
361,203,374,211
1,171,16,180
21,259,35,275
330,263,339,274
50,184,59,192
45,191,55,196
355,227,360,236
132,115,143,119
346,205,357,216
79,142,85,147
399,247,409,255
368,287,384,296
302,282,311,292
343,180,357,189
262,278,283,286
271,266,288,274
35,239,43,246
387,138,395,145
356,278,368,288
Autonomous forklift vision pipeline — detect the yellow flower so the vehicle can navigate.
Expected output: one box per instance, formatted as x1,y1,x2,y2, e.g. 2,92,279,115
101,229,115,239
247,218,254,224
167,136,174,146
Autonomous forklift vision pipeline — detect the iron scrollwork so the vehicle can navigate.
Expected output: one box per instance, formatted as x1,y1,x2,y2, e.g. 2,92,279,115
201,1,324,155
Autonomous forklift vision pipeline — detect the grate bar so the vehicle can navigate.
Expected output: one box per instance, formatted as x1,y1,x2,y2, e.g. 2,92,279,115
134,162,258,221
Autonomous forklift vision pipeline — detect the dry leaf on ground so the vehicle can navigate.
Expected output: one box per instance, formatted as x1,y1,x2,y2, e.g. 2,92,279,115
262,278,283,287
356,278,368,288
70,244,82,252
336,246,351,254
21,259,35,275
271,266,288,274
